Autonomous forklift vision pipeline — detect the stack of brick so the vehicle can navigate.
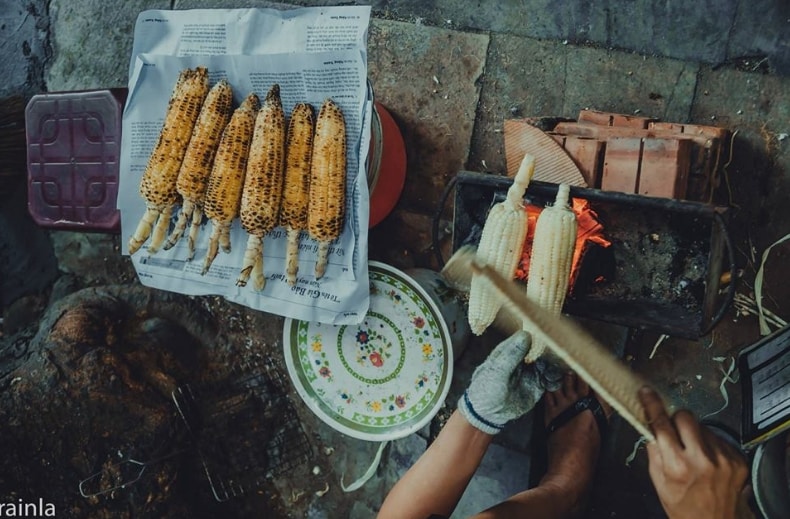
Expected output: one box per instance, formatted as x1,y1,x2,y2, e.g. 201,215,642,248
506,109,730,203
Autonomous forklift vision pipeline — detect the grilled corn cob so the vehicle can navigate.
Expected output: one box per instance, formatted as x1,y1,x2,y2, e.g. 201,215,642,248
523,183,577,363
280,102,316,286
129,67,209,255
467,153,535,335
201,92,260,275
164,79,233,259
237,84,286,290
307,99,346,279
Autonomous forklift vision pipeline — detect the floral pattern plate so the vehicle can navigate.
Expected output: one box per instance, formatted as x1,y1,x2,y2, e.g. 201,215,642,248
283,262,453,441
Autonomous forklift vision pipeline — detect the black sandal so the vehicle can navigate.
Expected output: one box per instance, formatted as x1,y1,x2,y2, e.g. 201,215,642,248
546,394,609,441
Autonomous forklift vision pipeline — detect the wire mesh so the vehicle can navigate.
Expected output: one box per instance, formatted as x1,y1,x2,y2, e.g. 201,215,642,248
173,358,312,501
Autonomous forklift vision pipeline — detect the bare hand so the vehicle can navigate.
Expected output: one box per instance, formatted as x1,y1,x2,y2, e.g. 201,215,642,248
639,387,749,519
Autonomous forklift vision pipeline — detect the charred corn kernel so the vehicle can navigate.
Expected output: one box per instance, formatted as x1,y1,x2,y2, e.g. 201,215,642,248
201,92,260,275
237,84,286,290
129,67,209,255
523,183,577,363
468,154,535,335
307,98,346,279
280,102,315,286
164,79,233,259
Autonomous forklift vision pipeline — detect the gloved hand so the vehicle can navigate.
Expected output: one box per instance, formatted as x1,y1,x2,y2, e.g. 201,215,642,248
458,331,545,434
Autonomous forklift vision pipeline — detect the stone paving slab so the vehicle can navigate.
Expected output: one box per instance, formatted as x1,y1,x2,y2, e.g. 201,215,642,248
367,19,488,216
49,232,138,286
692,66,790,161
727,0,790,74
282,0,790,72
364,19,487,270
451,442,531,517
563,47,698,122
7,0,790,103
368,209,440,271
691,66,790,306
296,417,428,518
0,0,49,98
604,0,736,65
46,0,169,91
468,34,566,175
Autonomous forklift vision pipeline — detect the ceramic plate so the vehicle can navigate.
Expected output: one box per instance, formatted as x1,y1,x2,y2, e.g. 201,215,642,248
283,262,453,441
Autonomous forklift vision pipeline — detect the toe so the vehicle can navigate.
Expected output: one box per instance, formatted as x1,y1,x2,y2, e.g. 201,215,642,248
576,376,590,397
561,372,576,400
545,390,558,409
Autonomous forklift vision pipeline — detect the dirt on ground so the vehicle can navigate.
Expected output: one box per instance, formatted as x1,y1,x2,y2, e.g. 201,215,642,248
0,286,315,518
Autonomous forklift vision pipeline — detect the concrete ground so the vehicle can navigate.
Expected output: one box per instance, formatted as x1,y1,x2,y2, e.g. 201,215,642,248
2,0,789,517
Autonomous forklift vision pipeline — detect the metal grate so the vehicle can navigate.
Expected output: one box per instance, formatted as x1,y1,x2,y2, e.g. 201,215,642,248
173,358,312,502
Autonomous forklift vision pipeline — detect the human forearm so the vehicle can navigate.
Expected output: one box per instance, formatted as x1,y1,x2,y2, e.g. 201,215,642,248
378,411,493,519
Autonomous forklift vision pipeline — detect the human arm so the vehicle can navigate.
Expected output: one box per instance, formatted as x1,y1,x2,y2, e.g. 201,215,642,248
378,331,544,518
639,387,749,519
377,410,493,519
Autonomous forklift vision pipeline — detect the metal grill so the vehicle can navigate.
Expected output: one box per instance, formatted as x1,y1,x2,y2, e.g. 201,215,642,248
74,357,311,502
173,358,312,502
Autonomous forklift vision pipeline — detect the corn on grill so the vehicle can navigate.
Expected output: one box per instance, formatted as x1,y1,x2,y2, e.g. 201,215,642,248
451,171,736,339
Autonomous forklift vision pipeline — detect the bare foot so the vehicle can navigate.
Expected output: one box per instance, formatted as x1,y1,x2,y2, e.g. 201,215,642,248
540,373,612,518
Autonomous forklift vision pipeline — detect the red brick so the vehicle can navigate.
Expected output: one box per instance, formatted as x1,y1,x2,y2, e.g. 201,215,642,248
647,122,729,202
638,138,692,199
649,121,729,141
553,122,710,147
648,121,684,133
601,137,642,194
611,113,656,128
563,136,604,188
578,109,657,128
578,109,614,126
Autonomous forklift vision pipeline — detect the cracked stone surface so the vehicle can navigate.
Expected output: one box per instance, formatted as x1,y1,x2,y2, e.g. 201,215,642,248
692,65,790,255
46,0,169,91
367,19,488,216
365,19,487,271
291,0,789,74
0,0,49,98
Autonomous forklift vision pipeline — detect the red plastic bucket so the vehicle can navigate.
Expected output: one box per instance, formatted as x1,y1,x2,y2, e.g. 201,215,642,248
367,102,406,228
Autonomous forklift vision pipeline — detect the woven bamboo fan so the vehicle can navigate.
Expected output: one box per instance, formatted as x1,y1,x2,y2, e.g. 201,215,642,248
504,119,587,187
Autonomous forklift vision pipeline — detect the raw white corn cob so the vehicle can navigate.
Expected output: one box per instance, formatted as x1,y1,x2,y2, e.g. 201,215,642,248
307,99,346,280
128,67,209,255
523,183,577,363
201,92,260,275
237,84,286,290
467,153,535,335
280,102,316,286
164,79,233,259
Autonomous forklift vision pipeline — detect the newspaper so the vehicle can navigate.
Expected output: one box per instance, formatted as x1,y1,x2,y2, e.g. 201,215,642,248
119,7,372,325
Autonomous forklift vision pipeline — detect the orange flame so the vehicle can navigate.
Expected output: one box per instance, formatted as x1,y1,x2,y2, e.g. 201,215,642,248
514,198,610,287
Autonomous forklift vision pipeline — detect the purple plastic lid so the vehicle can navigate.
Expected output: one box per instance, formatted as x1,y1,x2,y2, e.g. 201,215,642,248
26,89,126,231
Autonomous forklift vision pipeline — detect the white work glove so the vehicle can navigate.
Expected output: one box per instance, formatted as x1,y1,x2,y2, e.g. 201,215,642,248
458,331,545,435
